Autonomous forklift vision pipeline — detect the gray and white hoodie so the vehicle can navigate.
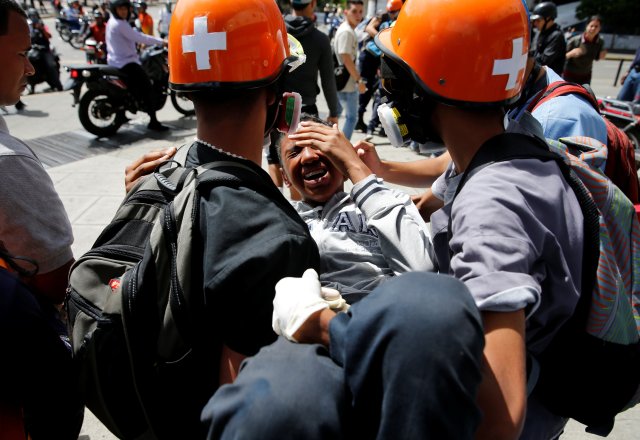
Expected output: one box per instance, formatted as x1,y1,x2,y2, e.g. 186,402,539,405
292,175,434,303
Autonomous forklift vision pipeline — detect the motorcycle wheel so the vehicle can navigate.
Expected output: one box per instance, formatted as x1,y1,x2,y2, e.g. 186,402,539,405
78,90,126,137
59,27,72,42
69,34,84,49
170,91,195,116
626,128,639,151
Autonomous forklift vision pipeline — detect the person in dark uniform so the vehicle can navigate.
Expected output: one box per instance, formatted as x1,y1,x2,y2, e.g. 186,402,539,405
531,1,566,76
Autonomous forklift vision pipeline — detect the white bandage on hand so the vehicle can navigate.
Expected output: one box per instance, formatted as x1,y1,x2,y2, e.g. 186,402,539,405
272,269,329,342
321,287,350,313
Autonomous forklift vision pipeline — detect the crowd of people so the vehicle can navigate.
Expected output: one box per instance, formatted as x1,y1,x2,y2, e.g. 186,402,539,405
13,0,178,130
1,0,640,440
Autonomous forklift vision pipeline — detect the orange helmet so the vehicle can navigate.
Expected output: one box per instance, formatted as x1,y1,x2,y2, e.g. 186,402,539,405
169,0,299,91
386,0,402,13
375,0,529,107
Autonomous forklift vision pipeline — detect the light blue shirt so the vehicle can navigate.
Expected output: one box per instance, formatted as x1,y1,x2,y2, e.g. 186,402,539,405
106,18,164,68
510,67,608,145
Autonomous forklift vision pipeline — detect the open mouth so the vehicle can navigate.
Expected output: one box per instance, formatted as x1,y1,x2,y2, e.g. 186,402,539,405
303,167,329,186
304,169,327,180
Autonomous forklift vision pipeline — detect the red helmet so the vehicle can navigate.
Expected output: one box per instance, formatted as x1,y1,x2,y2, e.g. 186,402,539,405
376,0,530,107
169,0,301,92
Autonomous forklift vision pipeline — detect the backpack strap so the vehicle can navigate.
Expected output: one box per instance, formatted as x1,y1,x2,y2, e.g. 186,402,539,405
171,143,191,166
447,133,600,330
153,165,195,196
527,81,600,114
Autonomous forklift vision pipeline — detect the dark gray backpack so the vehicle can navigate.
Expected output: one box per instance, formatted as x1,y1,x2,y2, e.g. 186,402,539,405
66,146,259,439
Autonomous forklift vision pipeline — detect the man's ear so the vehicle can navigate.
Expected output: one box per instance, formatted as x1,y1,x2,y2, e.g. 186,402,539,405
280,167,292,188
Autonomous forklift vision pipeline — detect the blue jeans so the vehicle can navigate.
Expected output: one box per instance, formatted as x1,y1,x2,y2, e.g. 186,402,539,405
617,68,640,103
202,272,485,440
337,90,359,140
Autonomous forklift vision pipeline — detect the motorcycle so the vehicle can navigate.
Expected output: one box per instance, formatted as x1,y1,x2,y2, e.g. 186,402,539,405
83,37,107,64
68,14,92,49
27,44,62,94
598,97,640,152
65,46,195,137
55,15,80,42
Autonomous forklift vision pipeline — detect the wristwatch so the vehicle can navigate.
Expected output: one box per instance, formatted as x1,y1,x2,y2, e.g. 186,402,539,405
356,78,365,84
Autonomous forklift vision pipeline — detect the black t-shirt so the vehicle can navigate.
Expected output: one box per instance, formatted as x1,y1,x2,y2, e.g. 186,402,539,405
185,141,320,356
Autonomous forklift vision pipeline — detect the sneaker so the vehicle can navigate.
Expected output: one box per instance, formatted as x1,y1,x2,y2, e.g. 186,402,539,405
355,119,367,132
147,121,170,131
15,100,25,111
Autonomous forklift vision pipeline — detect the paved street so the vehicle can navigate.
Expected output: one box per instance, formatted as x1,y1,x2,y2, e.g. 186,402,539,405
5,7,639,439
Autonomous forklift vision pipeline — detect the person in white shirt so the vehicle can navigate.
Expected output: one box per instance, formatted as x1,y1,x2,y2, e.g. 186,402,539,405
106,0,169,131
332,0,366,140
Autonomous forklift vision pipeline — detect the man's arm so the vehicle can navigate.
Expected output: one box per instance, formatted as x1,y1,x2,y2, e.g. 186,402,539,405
124,146,177,192
564,35,585,60
412,188,445,221
0,155,74,303
364,16,380,38
340,53,367,94
293,308,336,346
475,310,527,440
318,34,340,123
219,344,246,385
351,175,434,273
597,39,607,60
356,142,451,187
119,18,166,46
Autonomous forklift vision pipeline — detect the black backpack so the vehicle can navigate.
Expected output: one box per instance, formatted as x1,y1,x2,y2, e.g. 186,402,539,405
65,146,260,439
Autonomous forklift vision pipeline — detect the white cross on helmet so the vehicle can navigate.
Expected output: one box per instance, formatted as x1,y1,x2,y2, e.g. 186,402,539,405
182,16,227,71
492,38,527,91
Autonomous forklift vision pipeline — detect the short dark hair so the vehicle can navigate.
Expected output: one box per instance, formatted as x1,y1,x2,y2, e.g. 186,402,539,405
0,0,26,36
275,113,331,165
291,0,312,12
346,0,364,9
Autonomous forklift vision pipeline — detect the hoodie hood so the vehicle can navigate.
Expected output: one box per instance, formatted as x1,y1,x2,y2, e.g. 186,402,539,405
285,14,315,38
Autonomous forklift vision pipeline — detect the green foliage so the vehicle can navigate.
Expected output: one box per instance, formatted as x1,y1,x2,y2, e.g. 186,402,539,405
577,0,640,35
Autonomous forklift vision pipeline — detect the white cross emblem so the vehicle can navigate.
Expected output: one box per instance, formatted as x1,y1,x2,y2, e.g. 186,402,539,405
492,37,527,91
182,16,227,71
